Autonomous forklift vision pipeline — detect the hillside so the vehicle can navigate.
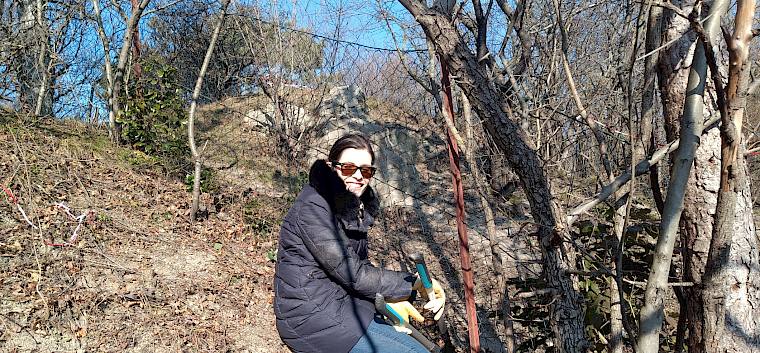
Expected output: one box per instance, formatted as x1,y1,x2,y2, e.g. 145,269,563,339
1,118,289,352
1,91,547,353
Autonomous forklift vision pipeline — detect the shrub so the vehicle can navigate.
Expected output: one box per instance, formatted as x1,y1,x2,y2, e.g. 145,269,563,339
117,55,188,169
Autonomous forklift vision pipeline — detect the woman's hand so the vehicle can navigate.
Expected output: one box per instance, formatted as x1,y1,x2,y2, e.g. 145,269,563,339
413,277,446,320
386,301,424,334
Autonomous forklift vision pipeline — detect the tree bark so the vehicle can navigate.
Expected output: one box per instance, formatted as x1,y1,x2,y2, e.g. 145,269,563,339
129,0,142,80
16,0,52,116
702,0,760,350
650,1,758,352
189,0,231,221
91,0,115,137
32,0,51,117
655,3,708,351
636,1,729,352
110,0,151,143
397,1,588,351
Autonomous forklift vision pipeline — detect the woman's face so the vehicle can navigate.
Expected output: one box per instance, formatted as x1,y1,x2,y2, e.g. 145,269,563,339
333,148,373,197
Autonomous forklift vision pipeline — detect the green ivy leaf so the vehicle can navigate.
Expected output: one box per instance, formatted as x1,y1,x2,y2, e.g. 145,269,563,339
266,249,278,262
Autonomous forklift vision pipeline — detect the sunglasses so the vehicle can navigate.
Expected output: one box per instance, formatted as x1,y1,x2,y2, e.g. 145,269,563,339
332,162,377,179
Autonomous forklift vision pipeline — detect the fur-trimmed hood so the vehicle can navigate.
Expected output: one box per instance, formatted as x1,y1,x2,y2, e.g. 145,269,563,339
308,159,380,231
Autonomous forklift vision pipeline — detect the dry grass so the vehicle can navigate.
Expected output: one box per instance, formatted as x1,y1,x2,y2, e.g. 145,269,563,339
0,118,289,352
0,102,544,353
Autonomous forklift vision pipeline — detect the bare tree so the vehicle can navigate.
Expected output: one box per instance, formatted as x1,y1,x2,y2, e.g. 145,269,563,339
188,0,230,221
702,0,760,350
233,4,331,160
397,0,759,351
108,0,151,141
90,0,115,136
397,1,589,351
10,0,53,115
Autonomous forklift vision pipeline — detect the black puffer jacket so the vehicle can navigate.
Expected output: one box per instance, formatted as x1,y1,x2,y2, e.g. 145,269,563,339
274,160,415,353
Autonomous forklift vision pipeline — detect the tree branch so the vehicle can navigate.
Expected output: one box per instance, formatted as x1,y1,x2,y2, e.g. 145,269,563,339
647,0,729,121
471,0,489,63
109,0,128,23
553,0,613,178
143,0,182,16
381,15,435,95
189,0,231,221
568,114,721,225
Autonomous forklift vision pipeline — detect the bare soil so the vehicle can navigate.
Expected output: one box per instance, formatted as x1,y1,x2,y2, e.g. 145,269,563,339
1,113,536,353
1,119,289,352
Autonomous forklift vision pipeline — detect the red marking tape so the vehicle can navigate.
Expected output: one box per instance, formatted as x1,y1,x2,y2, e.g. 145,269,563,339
2,184,18,204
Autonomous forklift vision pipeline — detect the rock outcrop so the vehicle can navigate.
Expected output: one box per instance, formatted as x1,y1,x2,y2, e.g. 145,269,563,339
307,85,428,208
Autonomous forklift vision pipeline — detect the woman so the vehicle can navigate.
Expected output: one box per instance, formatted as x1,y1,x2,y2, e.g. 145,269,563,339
274,134,445,353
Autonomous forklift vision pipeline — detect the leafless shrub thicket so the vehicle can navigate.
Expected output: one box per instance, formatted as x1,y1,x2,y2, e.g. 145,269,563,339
2,0,760,352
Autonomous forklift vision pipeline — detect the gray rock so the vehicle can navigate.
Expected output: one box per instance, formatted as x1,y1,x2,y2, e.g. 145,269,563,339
319,85,368,119
307,85,423,208
244,102,314,133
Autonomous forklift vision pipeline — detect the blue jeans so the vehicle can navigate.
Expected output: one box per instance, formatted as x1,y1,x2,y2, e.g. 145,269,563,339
349,317,430,353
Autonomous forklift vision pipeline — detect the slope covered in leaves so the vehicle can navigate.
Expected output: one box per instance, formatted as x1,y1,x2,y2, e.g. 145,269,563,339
0,118,288,352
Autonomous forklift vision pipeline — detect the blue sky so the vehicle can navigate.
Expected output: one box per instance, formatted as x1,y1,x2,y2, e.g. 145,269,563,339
249,0,421,50
52,0,473,118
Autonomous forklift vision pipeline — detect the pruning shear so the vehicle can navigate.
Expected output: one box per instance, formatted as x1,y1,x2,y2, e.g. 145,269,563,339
374,293,442,353
410,253,437,302
374,252,446,352
410,252,450,349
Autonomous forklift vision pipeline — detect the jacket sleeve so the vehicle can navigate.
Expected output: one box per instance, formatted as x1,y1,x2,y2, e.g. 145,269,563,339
297,197,415,301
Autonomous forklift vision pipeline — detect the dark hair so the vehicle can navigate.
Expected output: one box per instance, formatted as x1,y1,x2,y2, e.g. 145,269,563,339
328,133,375,164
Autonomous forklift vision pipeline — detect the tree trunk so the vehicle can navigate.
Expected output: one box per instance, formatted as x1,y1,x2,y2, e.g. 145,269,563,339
35,1,52,116
16,0,52,116
110,0,151,143
637,1,729,352
129,0,142,80
397,1,588,351
702,0,760,350
655,5,711,350
189,0,231,221
640,4,662,158
655,1,760,352
91,0,115,137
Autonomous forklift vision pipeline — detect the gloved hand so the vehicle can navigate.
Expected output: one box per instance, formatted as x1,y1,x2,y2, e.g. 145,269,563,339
413,276,446,320
386,300,424,335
